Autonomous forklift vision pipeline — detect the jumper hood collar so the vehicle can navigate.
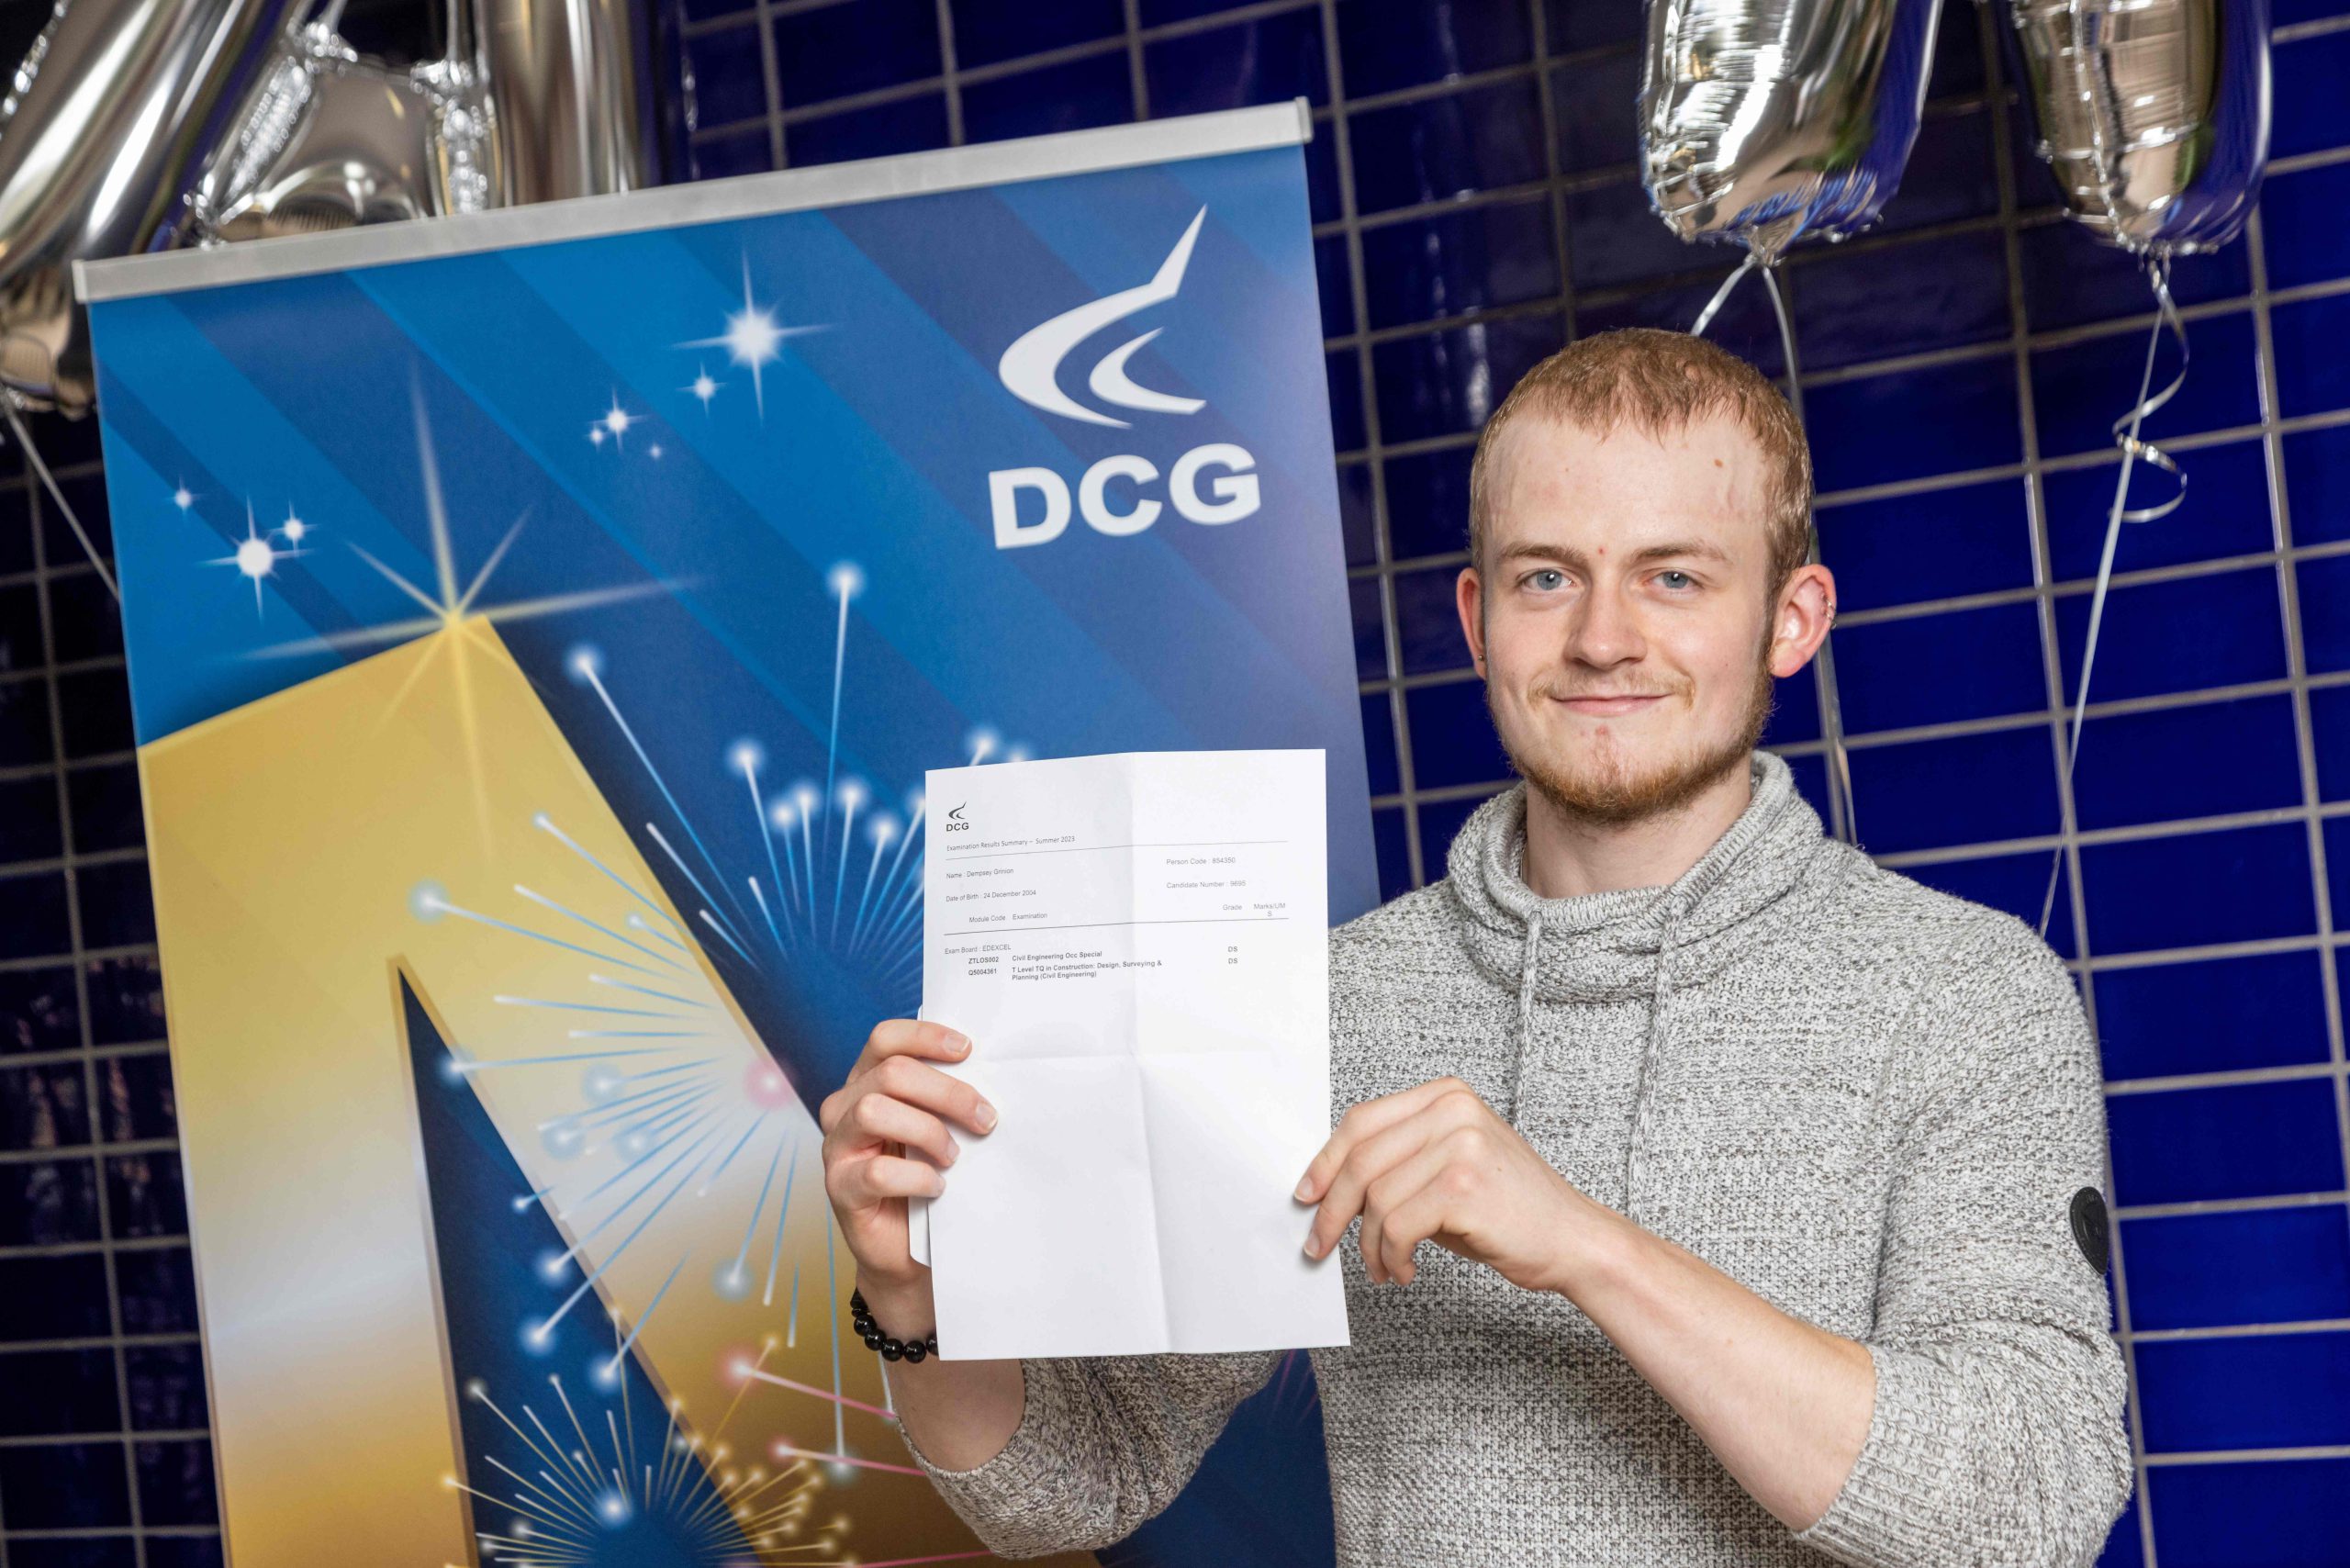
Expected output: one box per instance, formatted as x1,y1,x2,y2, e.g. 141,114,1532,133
1448,753,1848,1205
1446,751,1837,1006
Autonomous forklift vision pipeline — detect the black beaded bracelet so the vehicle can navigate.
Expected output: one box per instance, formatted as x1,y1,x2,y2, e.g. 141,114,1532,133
850,1288,938,1363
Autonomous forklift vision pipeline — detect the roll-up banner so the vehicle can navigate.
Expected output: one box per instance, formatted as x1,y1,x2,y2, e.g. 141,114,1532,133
78,101,1371,1568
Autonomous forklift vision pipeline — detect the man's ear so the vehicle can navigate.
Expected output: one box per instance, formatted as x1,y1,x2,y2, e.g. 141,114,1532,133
1456,566,1487,679
1768,563,1836,678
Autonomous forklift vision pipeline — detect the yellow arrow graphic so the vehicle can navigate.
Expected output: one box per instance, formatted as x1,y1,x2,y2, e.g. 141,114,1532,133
138,617,1065,1567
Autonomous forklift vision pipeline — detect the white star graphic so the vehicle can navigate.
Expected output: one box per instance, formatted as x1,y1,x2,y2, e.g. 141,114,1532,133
592,393,639,451
686,366,721,410
206,499,297,617
679,255,824,419
173,483,194,511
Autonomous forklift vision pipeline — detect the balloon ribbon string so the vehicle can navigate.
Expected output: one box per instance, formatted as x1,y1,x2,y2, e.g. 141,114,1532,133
1690,255,1759,338
3,401,120,600
1687,257,1862,846
2038,259,2190,938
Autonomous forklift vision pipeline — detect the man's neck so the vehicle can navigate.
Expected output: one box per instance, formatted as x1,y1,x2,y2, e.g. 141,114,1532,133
1519,760,1755,901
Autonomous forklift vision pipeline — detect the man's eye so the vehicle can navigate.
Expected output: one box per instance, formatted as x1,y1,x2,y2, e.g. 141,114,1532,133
1526,569,1567,591
1656,570,1695,591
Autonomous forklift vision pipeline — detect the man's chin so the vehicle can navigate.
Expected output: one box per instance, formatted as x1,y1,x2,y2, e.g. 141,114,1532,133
1510,741,1753,828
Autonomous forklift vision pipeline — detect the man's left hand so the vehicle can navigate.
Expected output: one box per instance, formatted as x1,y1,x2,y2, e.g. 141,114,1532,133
1295,1076,1600,1291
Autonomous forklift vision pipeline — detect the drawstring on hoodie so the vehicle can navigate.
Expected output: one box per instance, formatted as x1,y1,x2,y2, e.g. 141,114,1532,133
1509,908,1545,1119
1620,902,1683,1226
1469,756,1823,1222
1506,894,1681,1227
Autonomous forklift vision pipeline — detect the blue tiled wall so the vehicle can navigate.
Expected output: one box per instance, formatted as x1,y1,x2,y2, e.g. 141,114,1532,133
6,1,2350,1563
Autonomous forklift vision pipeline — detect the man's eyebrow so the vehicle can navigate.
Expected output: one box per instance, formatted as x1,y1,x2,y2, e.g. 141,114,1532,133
1491,540,1733,568
1627,540,1732,566
1494,542,1585,567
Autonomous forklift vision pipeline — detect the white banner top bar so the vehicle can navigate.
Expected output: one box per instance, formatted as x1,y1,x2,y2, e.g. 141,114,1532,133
77,99,1311,305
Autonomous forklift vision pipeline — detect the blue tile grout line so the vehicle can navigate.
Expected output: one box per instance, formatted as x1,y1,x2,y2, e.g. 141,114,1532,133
1972,0,2152,1542
17,347,148,1567
2246,198,2350,1434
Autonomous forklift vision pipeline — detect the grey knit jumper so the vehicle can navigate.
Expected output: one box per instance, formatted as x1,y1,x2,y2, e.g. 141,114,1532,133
898,752,2133,1566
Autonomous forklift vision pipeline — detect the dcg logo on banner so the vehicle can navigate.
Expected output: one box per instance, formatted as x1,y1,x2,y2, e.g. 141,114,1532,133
989,207,1260,549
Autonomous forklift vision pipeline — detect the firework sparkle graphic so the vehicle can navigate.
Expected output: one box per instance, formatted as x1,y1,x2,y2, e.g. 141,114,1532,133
350,394,1033,1561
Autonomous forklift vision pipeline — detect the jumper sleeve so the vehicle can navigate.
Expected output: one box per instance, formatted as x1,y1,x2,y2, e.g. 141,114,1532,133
897,1349,1281,1559
1794,924,2132,1568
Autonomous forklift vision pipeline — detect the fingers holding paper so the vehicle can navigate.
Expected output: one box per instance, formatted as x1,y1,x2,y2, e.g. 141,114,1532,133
1296,1077,1584,1294
821,1018,1000,1295
824,1021,1001,1148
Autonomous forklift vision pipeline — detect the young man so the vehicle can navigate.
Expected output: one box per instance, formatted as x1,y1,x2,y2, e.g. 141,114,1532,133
820,330,2132,1566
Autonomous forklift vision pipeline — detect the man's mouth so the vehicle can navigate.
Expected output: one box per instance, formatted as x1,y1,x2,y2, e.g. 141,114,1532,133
1551,692,1668,716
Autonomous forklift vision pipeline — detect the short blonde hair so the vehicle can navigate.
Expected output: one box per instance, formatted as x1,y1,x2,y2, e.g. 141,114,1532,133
1466,329,1813,588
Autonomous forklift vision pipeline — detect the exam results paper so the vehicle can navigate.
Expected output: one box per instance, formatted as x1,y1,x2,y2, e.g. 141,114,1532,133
912,750,1350,1361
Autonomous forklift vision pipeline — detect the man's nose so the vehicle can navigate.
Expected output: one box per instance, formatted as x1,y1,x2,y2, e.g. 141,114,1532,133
1566,587,1645,669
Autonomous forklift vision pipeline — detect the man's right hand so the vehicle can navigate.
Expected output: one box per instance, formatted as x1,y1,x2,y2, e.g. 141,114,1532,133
820,1019,1000,1328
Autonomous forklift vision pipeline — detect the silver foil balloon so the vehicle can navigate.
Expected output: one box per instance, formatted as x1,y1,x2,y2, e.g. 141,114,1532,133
479,0,662,205
185,0,661,244
182,18,498,242
1641,0,1947,262
0,0,297,412
2007,0,2270,254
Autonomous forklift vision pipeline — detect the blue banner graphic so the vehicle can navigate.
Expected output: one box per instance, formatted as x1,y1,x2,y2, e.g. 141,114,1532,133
88,117,1370,1568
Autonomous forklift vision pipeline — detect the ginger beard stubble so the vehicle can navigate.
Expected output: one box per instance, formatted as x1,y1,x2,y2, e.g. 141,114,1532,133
1483,605,1780,830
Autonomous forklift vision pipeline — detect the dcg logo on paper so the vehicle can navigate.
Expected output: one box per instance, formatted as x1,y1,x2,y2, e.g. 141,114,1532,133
989,207,1261,550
